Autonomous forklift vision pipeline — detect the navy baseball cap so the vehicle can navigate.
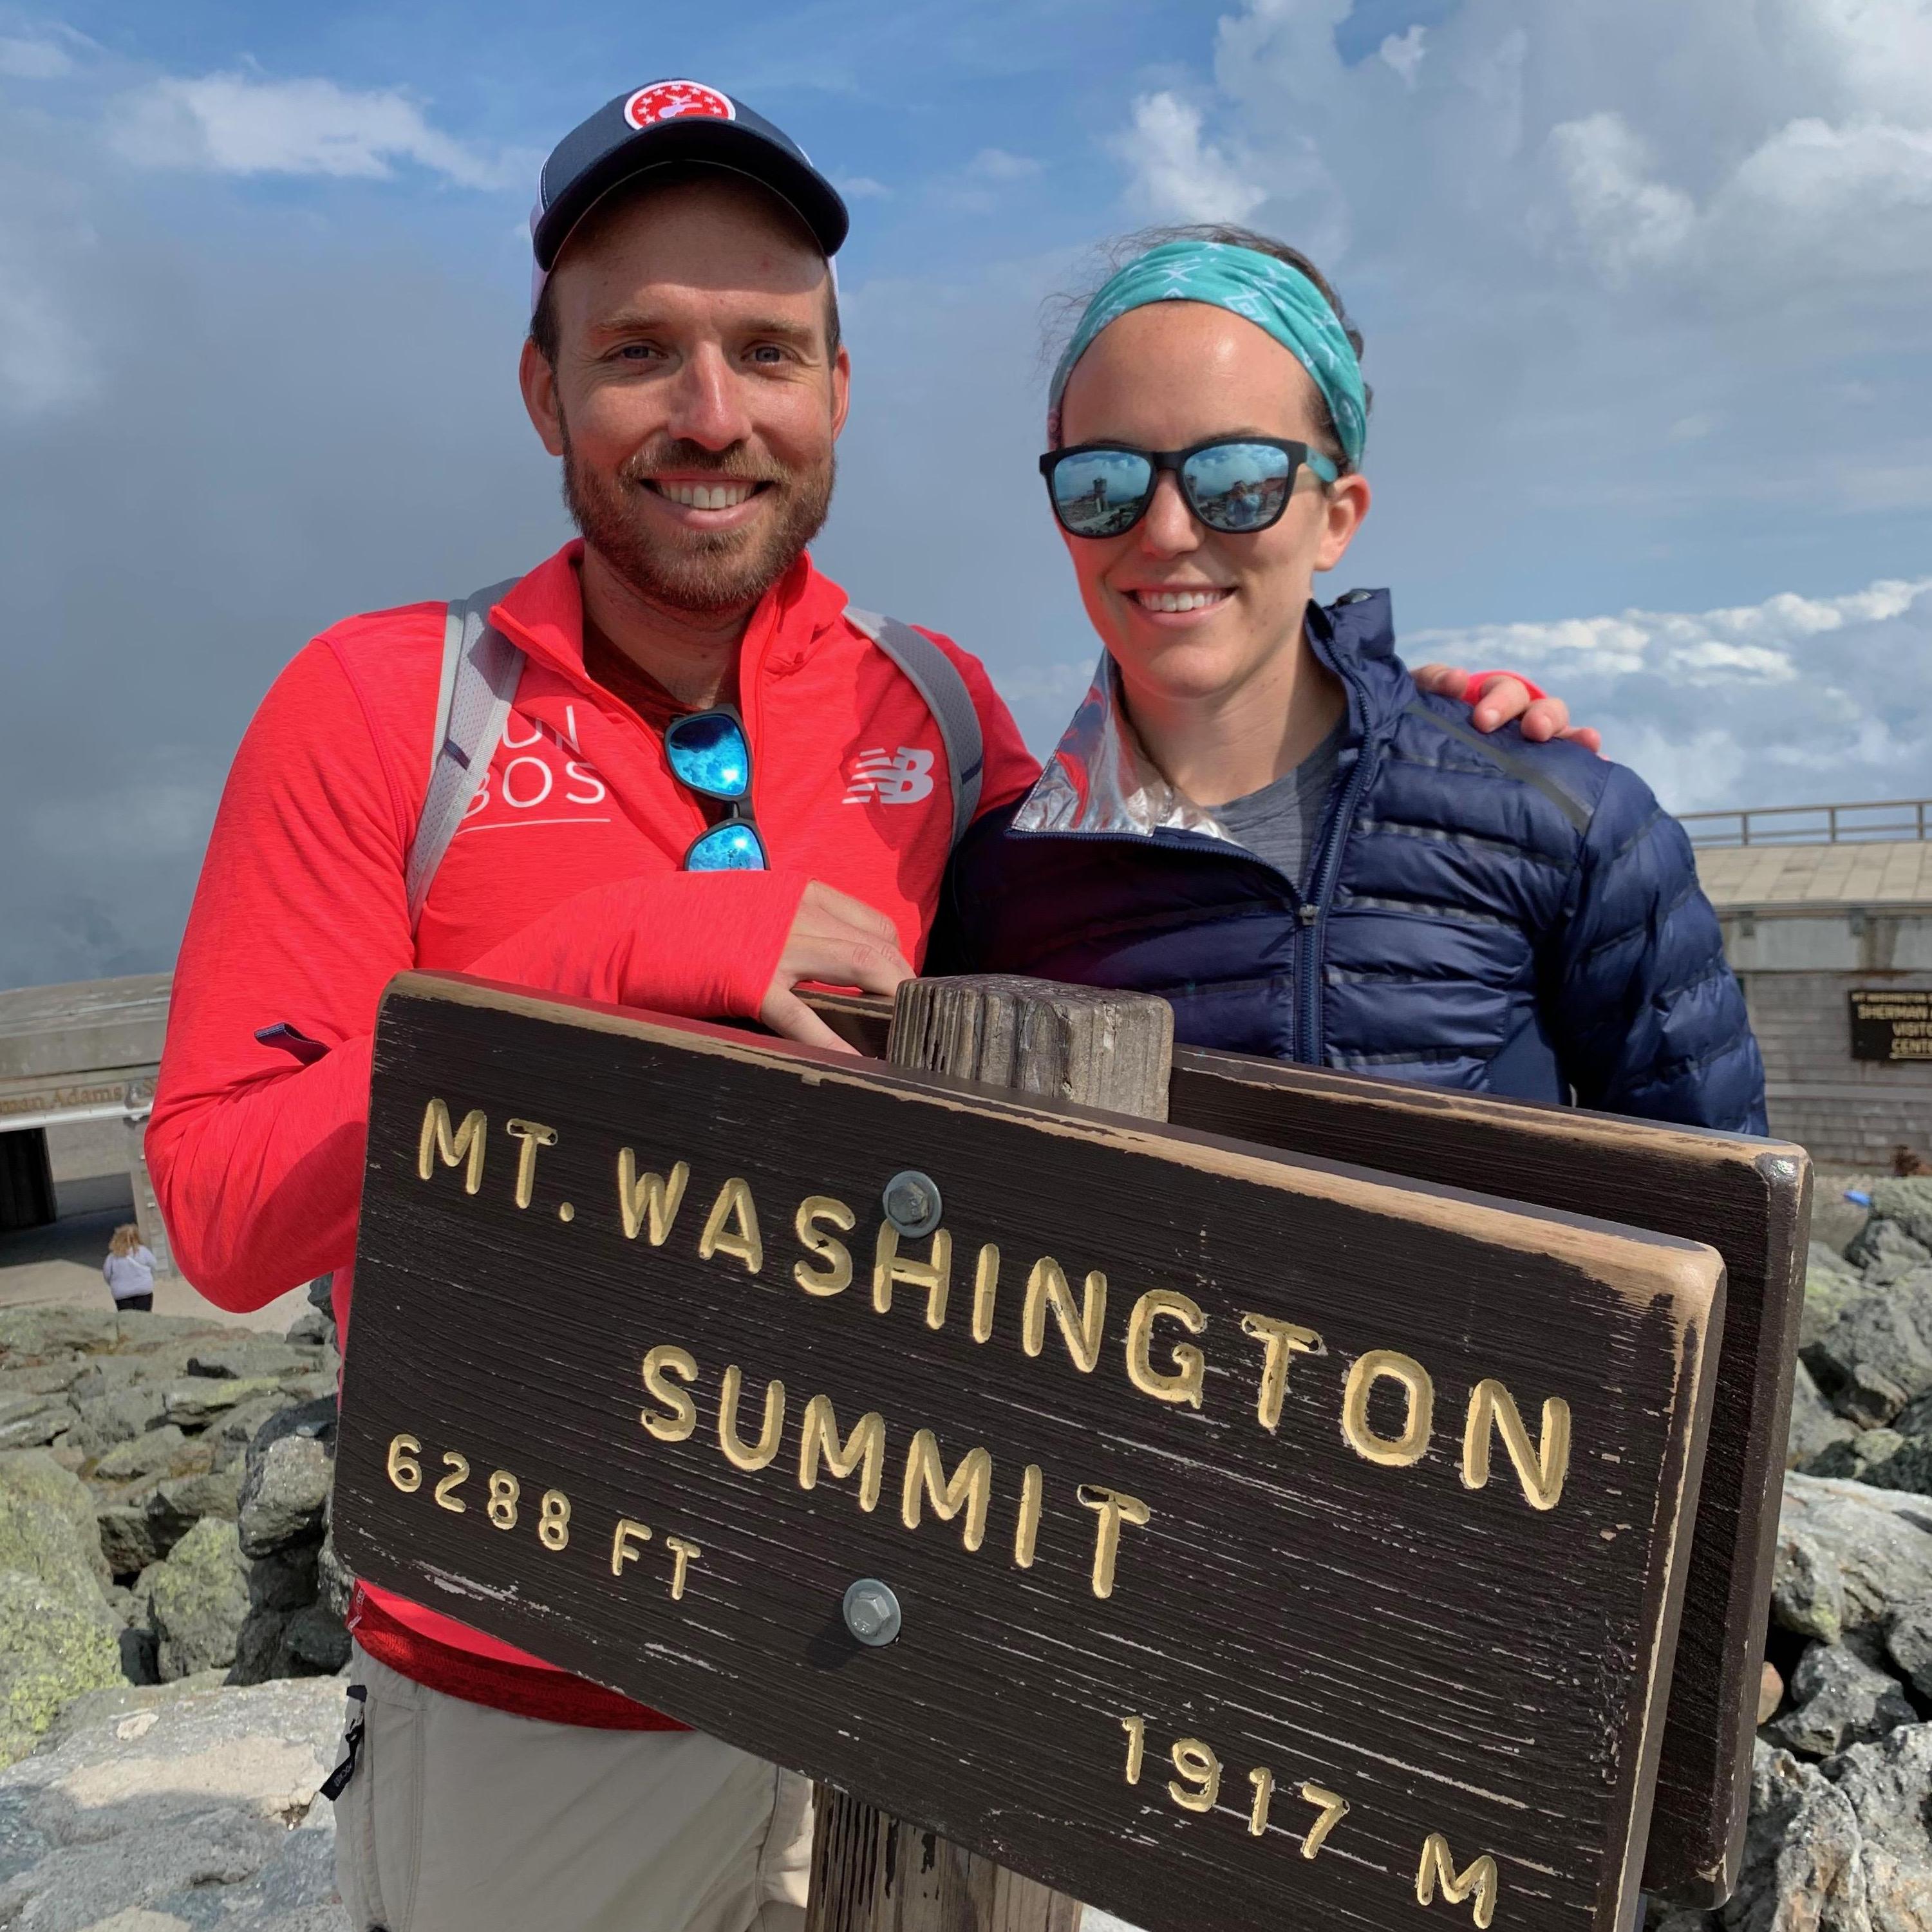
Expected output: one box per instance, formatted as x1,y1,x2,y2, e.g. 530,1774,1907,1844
530,80,849,290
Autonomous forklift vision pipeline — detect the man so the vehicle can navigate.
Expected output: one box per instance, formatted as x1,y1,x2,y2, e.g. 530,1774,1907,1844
149,82,1581,1932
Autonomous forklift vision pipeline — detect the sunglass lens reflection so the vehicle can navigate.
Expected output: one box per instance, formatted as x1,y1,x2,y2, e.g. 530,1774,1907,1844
685,822,767,871
1181,442,1294,532
665,712,751,799
1050,450,1154,537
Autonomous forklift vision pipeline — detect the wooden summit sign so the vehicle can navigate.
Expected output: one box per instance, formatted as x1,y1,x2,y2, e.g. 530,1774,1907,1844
334,973,1724,1932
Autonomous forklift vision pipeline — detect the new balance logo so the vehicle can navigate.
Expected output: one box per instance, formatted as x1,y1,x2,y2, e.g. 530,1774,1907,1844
843,747,936,805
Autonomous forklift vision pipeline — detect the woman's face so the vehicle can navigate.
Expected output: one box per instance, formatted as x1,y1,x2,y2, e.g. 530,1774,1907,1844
1054,301,1369,708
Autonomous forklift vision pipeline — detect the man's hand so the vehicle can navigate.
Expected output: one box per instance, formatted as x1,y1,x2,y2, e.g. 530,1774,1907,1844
1411,664,1604,755
760,881,914,1053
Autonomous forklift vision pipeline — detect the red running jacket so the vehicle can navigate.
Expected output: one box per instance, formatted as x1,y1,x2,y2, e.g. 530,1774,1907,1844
148,539,1038,1723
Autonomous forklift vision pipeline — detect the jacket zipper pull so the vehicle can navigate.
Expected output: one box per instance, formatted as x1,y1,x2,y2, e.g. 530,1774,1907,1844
1298,903,1320,928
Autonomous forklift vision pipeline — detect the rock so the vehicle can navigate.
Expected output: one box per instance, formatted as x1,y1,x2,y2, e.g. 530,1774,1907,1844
315,1525,352,1622
0,1571,125,1766
1820,1723,1932,1929
1789,1362,1861,1468
0,1673,350,1930
1803,1272,1932,1425
277,1369,339,1406
1720,1740,1868,1929
70,1382,171,1452
142,1517,250,1680
0,1360,86,1396
249,1543,321,1615
91,1424,209,1485
0,1449,111,1599
1764,1642,1916,1757
285,1307,332,1347
1759,1661,1784,1726
162,1374,286,1427
0,1305,122,1360
0,1390,77,1450
1839,1213,1932,1290
187,1341,317,1382
1885,1597,1932,1698
283,1600,350,1674
97,1470,242,1575
1805,1243,1864,1350
238,1402,336,1558
1868,1179,1932,1252
1773,1474,1932,1641
1810,1430,1932,1497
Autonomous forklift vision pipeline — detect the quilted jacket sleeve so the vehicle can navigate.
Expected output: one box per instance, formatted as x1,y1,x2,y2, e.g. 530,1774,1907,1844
1548,763,1767,1133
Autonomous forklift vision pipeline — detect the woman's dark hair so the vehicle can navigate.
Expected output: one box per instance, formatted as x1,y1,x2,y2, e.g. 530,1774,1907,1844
1047,223,1371,473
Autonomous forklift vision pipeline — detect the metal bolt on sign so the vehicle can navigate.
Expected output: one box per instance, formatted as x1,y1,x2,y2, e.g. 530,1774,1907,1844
881,1170,943,1238
842,1579,903,1647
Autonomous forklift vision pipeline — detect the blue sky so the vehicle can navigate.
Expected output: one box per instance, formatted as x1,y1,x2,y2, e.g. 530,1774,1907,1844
3,0,1929,984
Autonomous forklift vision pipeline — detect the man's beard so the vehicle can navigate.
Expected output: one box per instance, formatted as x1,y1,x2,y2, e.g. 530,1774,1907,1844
560,418,834,617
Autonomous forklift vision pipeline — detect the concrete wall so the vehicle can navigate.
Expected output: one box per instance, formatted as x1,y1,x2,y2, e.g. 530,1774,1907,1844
1721,908,1932,1165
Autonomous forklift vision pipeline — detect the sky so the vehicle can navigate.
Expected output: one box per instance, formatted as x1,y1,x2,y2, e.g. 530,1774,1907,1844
2,0,1929,987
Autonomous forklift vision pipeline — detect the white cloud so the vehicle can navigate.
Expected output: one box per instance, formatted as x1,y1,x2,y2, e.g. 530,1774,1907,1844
837,174,891,200
1409,579,1932,811
0,35,73,79
1378,26,1427,91
109,71,520,189
1115,92,1265,223
1546,112,1696,283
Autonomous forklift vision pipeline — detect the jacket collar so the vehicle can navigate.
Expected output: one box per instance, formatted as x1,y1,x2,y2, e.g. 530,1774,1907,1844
486,539,849,691
1012,588,1402,841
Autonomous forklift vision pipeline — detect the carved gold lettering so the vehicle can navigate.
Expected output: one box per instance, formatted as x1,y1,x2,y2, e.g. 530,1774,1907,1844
503,1118,557,1209
1120,1714,1146,1785
798,1394,885,1512
1126,1289,1206,1407
417,1100,486,1194
718,1364,786,1472
1168,1738,1221,1813
1341,1349,1434,1467
793,1196,855,1295
665,1534,702,1601
1416,1834,1498,1927
1239,1312,1324,1432
872,1225,952,1329
1462,1379,1571,1510
1247,1767,1275,1836
971,1244,1000,1344
617,1150,689,1244
1013,1463,1044,1569
1299,1784,1349,1859
1024,1259,1106,1374
1078,1483,1152,1599
641,1344,699,1441
610,1518,652,1575
901,1428,992,1551
699,1177,763,1273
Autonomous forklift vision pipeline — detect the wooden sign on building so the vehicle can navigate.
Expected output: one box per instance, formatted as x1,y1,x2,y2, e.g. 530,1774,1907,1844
1850,988,1932,1063
328,972,1802,1932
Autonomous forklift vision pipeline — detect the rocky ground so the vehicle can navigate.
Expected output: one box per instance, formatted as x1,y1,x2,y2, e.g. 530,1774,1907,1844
7,1190,1932,1931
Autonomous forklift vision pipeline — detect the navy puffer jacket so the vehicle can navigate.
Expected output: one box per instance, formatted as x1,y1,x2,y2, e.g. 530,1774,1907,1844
937,590,1767,1132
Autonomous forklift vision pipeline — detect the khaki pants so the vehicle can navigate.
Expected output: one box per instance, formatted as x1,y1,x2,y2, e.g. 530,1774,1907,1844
334,1645,814,1932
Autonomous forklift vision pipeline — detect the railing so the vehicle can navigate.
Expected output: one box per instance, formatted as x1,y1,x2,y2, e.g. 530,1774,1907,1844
1680,798,1932,849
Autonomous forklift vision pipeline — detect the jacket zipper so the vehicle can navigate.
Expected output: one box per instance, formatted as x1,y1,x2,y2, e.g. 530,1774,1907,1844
1295,740,1375,1064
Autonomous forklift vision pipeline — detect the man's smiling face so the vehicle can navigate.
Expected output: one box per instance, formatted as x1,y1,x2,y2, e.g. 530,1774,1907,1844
521,169,850,617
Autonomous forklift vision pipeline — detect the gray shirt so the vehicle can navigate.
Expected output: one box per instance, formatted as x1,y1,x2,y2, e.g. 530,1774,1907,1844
1213,720,1347,885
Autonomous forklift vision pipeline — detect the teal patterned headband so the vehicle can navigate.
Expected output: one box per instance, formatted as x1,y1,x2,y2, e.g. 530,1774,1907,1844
1048,240,1367,466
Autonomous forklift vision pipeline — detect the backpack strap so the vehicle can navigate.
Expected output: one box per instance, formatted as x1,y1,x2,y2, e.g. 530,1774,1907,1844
405,579,525,932
844,606,984,849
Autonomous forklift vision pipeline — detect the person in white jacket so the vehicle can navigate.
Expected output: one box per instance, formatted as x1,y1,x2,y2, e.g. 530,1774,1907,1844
102,1223,156,1313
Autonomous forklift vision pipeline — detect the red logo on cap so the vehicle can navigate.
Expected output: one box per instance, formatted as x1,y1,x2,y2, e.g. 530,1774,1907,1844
623,81,735,131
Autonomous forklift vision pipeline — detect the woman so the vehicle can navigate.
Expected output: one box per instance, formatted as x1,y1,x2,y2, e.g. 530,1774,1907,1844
938,225,1763,1129
103,1223,158,1313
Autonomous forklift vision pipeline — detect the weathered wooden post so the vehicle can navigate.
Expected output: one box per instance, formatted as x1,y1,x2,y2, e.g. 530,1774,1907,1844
806,975,1175,1932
